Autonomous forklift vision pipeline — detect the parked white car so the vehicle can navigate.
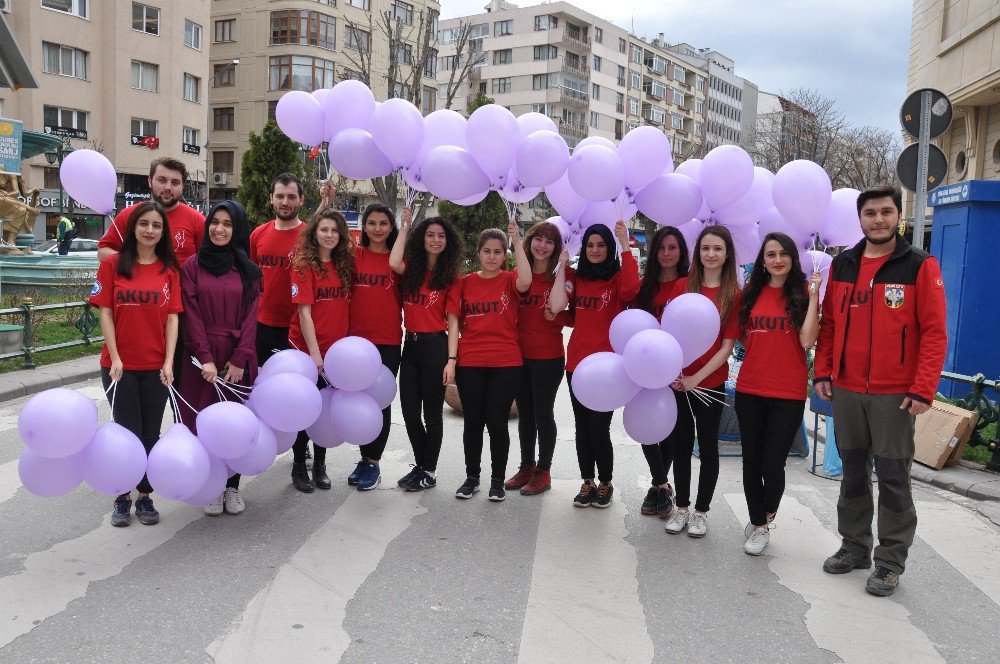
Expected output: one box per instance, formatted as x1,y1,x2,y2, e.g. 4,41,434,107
35,239,100,257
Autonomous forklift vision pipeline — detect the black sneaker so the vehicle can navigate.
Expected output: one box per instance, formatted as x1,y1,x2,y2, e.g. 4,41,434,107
397,465,422,487
111,494,132,527
656,486,675,519
488,479,506,502
592,482,614,509
823,547,873,574
416,470,437,490
866,566,900,597
573,482,597,507
455,477,480,499
402,469,435,492
134,496,160,525
640,487,658,515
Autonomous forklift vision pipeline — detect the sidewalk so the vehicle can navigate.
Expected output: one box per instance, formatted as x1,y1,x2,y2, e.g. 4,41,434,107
0,355,100,402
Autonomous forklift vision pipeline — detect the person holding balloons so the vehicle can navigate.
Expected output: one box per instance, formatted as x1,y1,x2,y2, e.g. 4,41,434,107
345,203,403,491
389,213,463,492
735,232,821,555
89,200,183,527
448,223,532,502
176,201,262,516
633,226,690,519
504,220,570,497
562,221,639,509
664,225,741,538
287,209,354,493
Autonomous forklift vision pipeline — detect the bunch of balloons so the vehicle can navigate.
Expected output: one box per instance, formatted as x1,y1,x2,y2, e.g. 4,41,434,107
569,294,720,445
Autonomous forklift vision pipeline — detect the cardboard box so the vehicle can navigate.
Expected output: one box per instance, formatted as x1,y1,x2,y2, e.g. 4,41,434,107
914,402,979,470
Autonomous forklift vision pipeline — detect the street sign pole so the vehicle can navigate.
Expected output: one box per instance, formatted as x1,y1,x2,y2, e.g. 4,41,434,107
912,90,932,250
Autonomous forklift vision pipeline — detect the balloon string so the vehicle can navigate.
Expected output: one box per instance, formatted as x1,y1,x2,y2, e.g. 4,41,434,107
692,387,730,408
212,381,226,403
167,385,181,424
682,388,697,423
217,381,249,402
551,259,562,277
222,381,252,394
320,371,333,388
167,384,199,417
105,379,119,423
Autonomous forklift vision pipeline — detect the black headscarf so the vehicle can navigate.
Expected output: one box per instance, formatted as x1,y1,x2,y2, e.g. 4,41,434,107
198,200,262,308
575,223,621,282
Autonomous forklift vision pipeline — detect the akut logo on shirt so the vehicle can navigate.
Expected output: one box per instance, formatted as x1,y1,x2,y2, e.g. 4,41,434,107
574,289,612,311
355,271,397,290
116,284,170,307
173,230,186,250
520,287,551,309
746,314,793,333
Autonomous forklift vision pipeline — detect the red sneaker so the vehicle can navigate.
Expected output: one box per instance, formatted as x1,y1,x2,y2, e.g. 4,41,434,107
521,468,551,495
504,465,537,490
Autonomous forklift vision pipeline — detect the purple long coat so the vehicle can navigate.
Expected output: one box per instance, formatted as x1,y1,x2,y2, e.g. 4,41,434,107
177,257,260,432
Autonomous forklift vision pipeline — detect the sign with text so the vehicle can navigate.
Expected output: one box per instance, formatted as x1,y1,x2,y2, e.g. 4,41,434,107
43,125,87,140
0,118,24,176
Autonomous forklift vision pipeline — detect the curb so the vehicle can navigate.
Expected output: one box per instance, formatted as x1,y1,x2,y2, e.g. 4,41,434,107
0,362,101,403
910,463,1000,502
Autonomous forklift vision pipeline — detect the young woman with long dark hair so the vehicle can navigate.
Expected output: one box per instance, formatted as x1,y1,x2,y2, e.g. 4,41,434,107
89,200,182,527
504,221,570,496
663,225,742,538
562,221,639,509
633,226,689,519
288,209,354,493
177,200,261,516
389,214,463,492
346,203,403,491
450,223,532,501
736,232,821,555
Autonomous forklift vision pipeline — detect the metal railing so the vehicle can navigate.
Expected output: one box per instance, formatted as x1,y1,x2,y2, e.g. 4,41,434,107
941,371,999,471
0,298,103,369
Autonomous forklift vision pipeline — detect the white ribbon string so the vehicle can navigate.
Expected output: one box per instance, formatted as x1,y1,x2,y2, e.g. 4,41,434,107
212,381,226,403
167,384,199,418
104,379,119,422
217,380,249,403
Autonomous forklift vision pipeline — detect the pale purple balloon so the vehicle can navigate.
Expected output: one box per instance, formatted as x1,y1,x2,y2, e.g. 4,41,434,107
363,365,398,410
759,207,813,251
183,454,229,507
568,145,625,202
253,373,323,433
324,80,377,138
146,423,211,501
609,309,660,354
674,158,702,181
677,219,705,260
18,387,98,459
576,136,618,151
728,222,762,266
700,145,755,211
324,336,382,392
18,448,84,498
806,250,833,301
544,172,587,223
81,422,148,496
623,387,679,444
623,329,684,390
452,189,490,206
329,128,395,180
516,112,558,139
273,426,297,455
500,168,541,204
819,188,863,247
59,149,118,215
660,293,721,367
576,200,617,230
565,229,584,259
329,390,382,445
306,387,346,448
258,349,318,384
467,104,521,184
714,167,775,227
423,109,468,151
196,401,260,460
275,91,326,146
549,216,572,244
620,126,673,194
420,146,491,202
401,164,430,193
569,352,642,412
227,421,278,475
516,130,570,187
772,160,832,232
372,98,425,168
634,173,703,226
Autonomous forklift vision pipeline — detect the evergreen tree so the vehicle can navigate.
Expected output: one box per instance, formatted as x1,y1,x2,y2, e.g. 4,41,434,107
437,191,509,271
237,120,319,228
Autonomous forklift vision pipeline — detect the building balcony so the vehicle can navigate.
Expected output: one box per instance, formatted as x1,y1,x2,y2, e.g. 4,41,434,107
561,56,589,77
561,27,591,51
559,87,589,108
558,119,587,140
642,112,663,126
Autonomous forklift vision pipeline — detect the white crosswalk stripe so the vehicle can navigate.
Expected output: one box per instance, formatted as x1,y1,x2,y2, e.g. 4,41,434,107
915,499,1000,605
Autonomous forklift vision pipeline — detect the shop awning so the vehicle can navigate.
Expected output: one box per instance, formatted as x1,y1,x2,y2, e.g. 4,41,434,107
0,12,37,90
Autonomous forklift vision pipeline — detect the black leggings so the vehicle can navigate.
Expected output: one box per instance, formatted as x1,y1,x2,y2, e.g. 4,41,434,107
101,367,168,494
515,358,564,470
672,384,725,512
567,371,614,483
640,389,683,485
735,391,805,526
359,344,402,461
255,322,289,367
293,377,328,465
456,365,522,480
399,334,448,472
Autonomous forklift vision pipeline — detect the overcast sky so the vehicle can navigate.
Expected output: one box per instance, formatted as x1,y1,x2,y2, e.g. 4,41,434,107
440,0,912,132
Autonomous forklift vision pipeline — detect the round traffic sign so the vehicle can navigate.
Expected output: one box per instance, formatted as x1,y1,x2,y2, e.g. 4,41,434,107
900,88,952,140
896,142,948,193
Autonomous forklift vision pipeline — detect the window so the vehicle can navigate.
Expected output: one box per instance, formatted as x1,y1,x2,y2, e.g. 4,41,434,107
130,117,158,138
592,55,601,72
183,73,200,102
271,11,335,50
130,60,158,92
478,81,487,93
696,99,704,114
183,126,200,147
645,54,666,75
696,76,705,91
184,19,202,50
493,49,512,65
470,23,489,38
694,121,703,137
268,55,335,91
629,70,640,90
594,27,603,44
590,111,599,128
648,106,664,124
565,52,580,69
396,43,412,65
533,45,557,61
346,0,370,8
213,63,236,87
422,86,436,114
532,73,557,90
591,83,600,101
41,43,88,80
674,65,686,82
440,55,460,71
617,65,626,87
532,103,554,116
618,37,627,53
42,0,87,18
645,80,666,99
215,19,236,43
671,114,685,130
214,151,235,174
392,1,413,24
673,90,685,106
392,83,411,99
345,25,370,51
534,15,557,31
43,105,88,138
630,44,642,64
562,108,576,124
494,19,512,36
132,3,159,35
213,107,235,131
616,92,624,114
628,96,639,115
424,49,438,77
491,77,511,94
441,27,460,44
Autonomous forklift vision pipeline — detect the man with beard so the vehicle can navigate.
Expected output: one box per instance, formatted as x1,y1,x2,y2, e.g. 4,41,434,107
98,157,204,263
814,184,947,597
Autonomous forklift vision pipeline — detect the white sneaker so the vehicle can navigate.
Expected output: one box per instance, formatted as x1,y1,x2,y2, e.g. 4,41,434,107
687,511,708,538
204,493,224,516
223,487,245,515
744,521,755,539
665,509,689,534
744,526,770,555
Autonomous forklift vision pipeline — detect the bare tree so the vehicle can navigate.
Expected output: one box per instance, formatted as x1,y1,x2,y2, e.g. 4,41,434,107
838,125,902,190
439,21,488,110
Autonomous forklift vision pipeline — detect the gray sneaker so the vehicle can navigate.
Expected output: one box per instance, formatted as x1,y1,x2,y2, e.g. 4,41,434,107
223,487,245,515
866,566,900,596
203,493,224,516
664,508,689,534
823,547,873,574
687,511,708,538
744,526,770,555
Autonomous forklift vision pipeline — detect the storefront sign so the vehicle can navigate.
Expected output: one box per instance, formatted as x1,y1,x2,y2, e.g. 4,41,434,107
182,143,200,155
17,188,98,214
0,118,23,176
43,125,87,140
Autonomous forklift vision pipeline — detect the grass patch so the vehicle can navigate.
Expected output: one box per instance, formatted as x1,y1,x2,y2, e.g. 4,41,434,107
0,318,102,373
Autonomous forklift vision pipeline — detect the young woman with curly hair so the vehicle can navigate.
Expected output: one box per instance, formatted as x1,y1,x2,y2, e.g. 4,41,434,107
389,212,463,492
287,208,354,493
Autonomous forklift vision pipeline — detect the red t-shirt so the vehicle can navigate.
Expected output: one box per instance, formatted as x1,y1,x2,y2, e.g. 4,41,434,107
402,271,454,333
565,252,641,372
98,202,204,265
838,253,892,392
737,285,808,400
349,247,403,345
447,271,524,367
517,270,568,360
249,220,305,327
646,278,680,320
288,262,350,357
675,279,741,389
88,255,183,370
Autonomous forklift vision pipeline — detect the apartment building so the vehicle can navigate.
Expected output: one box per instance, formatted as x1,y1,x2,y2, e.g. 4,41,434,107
208,0,441,198
1,0,210,235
